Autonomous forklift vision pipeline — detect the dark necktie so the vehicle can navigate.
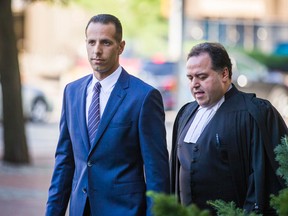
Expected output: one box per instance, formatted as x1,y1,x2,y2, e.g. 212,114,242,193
88,82,101,146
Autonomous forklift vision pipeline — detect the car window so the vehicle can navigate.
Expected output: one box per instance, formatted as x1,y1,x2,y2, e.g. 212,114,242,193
230,52,269,82
142,62,177,76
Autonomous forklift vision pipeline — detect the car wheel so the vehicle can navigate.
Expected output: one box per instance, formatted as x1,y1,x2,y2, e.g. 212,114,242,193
31,98,48,122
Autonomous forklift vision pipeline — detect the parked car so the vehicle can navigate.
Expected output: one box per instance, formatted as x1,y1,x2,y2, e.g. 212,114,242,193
138,60,178,110
230,51,288,122
274,42,288,56
0,84,52,122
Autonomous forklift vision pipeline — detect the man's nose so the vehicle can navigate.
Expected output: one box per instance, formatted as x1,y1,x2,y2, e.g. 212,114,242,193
191,78,199,88
93,42,102,54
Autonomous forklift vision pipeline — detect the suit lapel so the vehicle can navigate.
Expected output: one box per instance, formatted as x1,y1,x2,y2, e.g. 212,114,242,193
89,70,129,154
77,75,92,152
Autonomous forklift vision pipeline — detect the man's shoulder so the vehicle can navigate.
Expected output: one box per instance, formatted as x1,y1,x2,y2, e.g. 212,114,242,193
176,101,197,119
237,90,287,131
238,90,274,112
227,87,273,111
61,74,91,97
181,101,197,110
127,72,157,91
68,74,91,86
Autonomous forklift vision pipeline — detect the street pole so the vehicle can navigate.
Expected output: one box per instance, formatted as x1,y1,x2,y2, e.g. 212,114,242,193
168,0,184,61
168,0,190,108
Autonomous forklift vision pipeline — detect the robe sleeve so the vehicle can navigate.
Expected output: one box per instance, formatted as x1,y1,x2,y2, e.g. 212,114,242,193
244,94,287,214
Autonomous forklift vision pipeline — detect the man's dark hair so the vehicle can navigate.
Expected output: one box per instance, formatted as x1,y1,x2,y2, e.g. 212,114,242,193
187,42,232,78
85,14,123,42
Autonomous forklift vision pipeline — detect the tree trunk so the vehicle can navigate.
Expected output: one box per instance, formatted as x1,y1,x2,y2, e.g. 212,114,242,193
0,0,30,164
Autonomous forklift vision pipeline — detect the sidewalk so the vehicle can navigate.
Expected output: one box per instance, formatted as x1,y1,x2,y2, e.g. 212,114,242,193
0,122,58,216
0,155,54,216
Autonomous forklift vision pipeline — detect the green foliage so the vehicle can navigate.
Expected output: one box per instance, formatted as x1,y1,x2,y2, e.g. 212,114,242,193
274,135,288,185
148,191,262,216
246,50,288,72
270,188,288,216
269,136,288,215
73,0,168,57
147,191,211,216
208,200,260,216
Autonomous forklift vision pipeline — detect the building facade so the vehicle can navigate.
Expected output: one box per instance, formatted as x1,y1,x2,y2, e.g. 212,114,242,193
183,0,288,53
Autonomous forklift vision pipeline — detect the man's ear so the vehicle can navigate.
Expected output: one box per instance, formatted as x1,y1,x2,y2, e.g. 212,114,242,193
222,67,229,80
119,40,126,55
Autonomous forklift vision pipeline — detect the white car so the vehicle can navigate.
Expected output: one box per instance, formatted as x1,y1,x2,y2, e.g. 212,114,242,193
0,85,52,122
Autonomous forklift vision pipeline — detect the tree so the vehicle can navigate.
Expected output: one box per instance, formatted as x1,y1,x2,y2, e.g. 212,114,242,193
0,0,29,164
74,0,168,57
0,0,69,164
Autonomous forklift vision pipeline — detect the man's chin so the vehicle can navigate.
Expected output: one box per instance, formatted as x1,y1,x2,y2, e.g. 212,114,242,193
197,100,208,107
94,67,107,73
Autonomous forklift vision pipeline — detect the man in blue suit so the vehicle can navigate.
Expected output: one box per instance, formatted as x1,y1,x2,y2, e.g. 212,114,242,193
46,14,170,216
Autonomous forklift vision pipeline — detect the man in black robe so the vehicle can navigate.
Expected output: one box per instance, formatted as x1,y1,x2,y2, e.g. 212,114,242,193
170,42,287,215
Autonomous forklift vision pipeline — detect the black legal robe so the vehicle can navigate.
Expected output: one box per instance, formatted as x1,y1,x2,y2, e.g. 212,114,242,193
170,84,287,215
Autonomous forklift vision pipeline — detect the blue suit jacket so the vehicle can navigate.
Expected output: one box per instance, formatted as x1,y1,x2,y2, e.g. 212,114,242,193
46,69,170,216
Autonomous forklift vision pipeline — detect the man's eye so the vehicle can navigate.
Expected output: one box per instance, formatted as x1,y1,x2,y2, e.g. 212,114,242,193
103,41,111,46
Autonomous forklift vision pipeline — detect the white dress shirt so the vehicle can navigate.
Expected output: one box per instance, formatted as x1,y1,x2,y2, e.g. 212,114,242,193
184,85,232,143
184,97,225,143
86,66,122,126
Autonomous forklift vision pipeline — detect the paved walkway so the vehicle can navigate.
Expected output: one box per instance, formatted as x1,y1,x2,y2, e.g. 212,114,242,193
0,156,54,216
0,122,58,216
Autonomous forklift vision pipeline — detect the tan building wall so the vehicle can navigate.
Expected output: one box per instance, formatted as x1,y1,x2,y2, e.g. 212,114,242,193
23,2,92,78
25,2,89,56
265,0,288,22
184,0,288,22
14,2,94,121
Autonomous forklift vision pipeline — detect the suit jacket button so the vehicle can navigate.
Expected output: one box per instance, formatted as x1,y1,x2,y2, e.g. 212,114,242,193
87,161,92,167
82,188,87,193
191,158,196,163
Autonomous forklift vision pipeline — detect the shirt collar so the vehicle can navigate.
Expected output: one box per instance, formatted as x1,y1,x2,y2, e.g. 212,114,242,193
199,93,227,113
198,84,232,111
91,66,122,92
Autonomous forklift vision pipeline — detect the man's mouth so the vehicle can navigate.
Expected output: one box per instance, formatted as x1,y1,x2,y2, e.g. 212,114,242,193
91,58,103,64
194,90,204,96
